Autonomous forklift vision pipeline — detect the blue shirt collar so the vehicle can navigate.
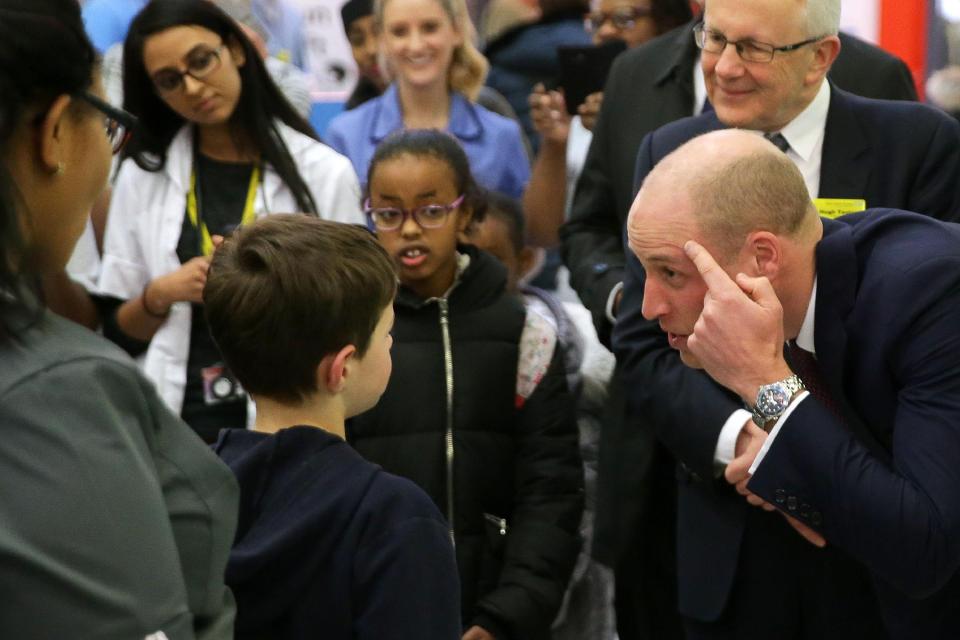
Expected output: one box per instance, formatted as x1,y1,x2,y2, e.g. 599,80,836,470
371,84,484,143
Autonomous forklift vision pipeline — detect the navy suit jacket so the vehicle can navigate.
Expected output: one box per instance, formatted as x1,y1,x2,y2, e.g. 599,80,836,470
633,85,960,221
614,89,960,624
748,211,960,639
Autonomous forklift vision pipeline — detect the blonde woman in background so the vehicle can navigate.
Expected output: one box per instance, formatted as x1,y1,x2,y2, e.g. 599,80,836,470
325,0,530,197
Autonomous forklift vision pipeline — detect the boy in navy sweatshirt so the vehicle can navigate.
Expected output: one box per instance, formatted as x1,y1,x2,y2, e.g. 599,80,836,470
203,215,461,639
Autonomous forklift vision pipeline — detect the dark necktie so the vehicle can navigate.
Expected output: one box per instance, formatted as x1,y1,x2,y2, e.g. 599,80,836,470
764,132,791,154
786,341,845,424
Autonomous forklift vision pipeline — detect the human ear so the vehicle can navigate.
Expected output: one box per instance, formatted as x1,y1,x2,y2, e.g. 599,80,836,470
746,231,782,278
227,35,248,67
455,204,474,233
449,14,465,47
517,246,537,279
806,36,840,85
322,344,358,392
37,94,74,175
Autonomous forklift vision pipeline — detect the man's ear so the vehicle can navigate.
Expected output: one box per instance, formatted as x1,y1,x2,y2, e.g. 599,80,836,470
806,35,840,85
746,231,782,279
37,94,73,174
321,344,357,393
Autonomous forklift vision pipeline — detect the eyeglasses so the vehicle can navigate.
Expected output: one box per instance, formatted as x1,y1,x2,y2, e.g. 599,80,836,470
364,194,465,231
151,44,225,93
584,6,652,31
693,23,824,63
77,92,138,154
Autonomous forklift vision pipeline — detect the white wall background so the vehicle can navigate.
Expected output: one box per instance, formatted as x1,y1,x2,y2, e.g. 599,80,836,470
840,0,880,43
293,0,357,99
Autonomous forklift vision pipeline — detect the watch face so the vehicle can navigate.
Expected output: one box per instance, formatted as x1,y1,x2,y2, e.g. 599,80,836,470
757,383,791,417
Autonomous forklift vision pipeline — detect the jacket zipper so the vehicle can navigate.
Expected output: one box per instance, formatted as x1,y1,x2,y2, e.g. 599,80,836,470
484,512,509,536
439,298,456,545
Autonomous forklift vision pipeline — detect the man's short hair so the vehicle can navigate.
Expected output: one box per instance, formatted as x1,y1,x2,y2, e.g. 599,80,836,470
804,0,840,37
689,143,815,258
204,216,397,404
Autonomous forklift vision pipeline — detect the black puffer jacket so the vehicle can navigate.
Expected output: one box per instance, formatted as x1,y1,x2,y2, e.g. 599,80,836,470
348,246,584,640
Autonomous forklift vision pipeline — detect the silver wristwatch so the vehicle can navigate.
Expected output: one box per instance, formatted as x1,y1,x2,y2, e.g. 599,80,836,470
751,374,805,431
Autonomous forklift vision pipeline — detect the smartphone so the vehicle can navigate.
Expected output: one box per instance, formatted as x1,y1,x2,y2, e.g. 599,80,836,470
557,41,627,115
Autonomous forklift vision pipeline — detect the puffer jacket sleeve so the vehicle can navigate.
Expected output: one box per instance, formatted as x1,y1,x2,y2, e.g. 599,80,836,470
472,343,585,639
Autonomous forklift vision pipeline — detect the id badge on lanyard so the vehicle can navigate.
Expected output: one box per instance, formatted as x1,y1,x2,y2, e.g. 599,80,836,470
186,162,261,256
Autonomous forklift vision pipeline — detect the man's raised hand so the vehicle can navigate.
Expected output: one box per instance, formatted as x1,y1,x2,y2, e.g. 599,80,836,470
683,241,790,403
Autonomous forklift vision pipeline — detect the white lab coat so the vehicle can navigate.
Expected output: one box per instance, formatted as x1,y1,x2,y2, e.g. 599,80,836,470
98,122,364,415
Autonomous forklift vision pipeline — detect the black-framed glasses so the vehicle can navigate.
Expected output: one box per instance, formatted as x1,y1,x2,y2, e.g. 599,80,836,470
585,6,652,31
151,44,225,93
693,23,824,63
77,92,138,154
364,194,465,232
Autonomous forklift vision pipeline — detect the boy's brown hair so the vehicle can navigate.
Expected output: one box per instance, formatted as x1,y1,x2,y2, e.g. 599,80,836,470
204,215,397,404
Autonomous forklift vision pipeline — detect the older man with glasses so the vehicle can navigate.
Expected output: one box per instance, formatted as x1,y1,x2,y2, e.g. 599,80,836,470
613,0,960,637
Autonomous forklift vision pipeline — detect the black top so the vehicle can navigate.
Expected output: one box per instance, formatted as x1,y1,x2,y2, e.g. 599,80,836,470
215,426,462,640
348,246,584,640
177,154,256,442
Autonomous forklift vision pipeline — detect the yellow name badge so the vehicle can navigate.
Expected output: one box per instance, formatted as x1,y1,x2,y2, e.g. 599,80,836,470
814,198,867,219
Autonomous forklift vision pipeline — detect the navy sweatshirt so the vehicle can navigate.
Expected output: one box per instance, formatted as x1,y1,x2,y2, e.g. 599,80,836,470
215,426,462,639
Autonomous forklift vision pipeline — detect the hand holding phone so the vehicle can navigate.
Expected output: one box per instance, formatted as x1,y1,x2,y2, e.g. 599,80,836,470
557,41,626,115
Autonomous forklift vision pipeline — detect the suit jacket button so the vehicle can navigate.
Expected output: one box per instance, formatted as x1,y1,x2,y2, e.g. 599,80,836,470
775,489,786,504
787,496,798,511
811,511,823,526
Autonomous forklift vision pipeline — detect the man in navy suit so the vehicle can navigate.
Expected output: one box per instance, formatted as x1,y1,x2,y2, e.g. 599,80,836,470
612,0,960,636
620,128,960,638
560,2,926,636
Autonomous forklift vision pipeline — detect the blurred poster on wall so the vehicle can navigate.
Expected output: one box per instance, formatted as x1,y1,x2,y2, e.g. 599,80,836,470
840,0,879,43
292,0,356,100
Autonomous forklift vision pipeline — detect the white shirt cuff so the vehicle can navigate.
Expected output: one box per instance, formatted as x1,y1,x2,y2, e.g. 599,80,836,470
605,281,624,323
714,409,753,474
749,391,810,474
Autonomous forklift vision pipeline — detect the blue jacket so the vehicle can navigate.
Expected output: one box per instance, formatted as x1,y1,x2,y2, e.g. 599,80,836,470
325,84,530,199
215,426,462,640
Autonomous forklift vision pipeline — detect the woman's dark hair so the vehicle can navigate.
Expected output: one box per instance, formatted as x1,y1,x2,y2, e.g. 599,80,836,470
365,129,488,223
0,0,96,337
651,0,694,35
121,0,319,214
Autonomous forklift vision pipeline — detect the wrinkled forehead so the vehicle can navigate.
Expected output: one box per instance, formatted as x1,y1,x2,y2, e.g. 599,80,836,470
703,0,808,42
627,188,700,258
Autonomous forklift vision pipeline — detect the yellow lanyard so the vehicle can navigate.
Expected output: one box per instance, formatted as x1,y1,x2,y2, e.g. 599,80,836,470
186,164,261,256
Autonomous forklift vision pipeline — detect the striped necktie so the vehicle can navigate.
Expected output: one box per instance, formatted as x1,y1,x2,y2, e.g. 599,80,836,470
764,132,791,153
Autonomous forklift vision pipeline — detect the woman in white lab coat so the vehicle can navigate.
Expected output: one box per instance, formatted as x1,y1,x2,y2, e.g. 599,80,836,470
98,0,364,442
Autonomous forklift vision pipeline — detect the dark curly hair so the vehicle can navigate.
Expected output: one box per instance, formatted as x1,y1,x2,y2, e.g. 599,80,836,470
365,128,488,223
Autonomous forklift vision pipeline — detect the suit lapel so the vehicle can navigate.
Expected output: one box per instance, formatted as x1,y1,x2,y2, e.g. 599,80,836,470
819,86,872,201
812,219,856,395
654,21,700,92
813,220,892,461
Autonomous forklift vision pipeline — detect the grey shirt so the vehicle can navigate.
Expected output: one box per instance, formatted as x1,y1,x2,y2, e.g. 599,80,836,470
0,307,238,638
